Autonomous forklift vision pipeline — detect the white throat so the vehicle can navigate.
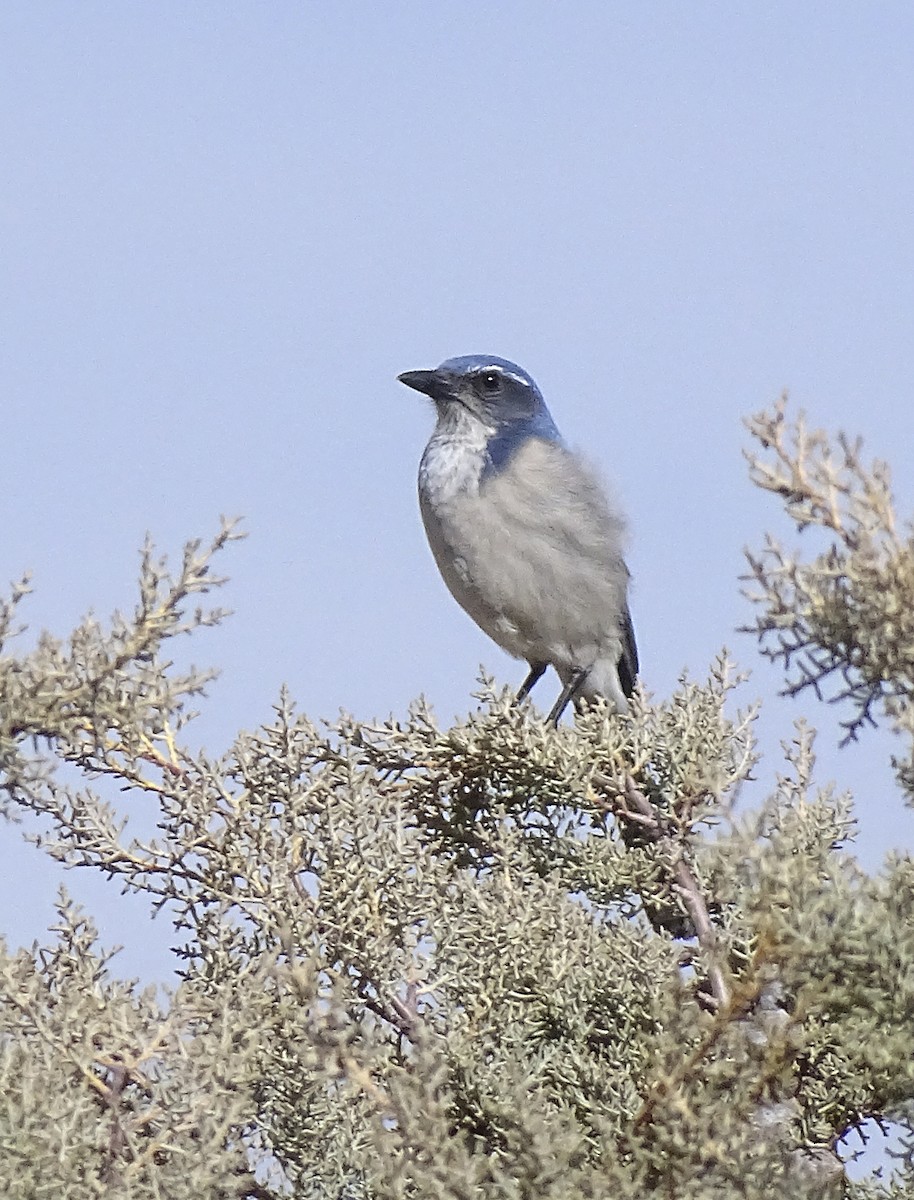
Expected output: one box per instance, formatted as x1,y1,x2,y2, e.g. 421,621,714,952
418,405,494,506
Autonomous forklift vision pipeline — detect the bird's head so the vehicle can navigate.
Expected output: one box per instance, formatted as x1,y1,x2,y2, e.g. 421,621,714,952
398,356,561,468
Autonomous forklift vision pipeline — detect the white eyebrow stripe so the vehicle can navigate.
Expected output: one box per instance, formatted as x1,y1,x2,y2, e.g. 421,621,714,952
477,366,530,386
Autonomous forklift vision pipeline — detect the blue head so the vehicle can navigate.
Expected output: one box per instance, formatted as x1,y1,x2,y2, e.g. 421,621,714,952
397,355,562,476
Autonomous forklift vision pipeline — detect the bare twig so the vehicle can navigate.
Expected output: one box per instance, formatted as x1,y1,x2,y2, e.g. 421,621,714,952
593,771,731,1010
670,858,730,1010
98,1059,130,1185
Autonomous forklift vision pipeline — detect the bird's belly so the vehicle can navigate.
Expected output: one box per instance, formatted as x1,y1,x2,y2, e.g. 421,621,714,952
419,487,619,669
420,496,532,660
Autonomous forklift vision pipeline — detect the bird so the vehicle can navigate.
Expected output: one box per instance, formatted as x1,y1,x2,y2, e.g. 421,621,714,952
397,355,637,724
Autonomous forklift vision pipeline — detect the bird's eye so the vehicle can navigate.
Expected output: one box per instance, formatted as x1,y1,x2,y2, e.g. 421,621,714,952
480,372,502,393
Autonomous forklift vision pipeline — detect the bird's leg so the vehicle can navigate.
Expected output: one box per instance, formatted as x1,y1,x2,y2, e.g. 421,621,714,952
546,667,588,727
515,661,547,704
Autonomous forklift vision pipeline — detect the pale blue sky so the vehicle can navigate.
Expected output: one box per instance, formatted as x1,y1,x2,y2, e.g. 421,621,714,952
3,4,914,976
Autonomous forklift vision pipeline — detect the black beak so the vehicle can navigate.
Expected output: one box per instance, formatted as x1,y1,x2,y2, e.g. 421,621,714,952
397,369,455,403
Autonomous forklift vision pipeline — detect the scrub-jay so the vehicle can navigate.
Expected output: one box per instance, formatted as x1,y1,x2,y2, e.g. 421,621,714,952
398,355,637,724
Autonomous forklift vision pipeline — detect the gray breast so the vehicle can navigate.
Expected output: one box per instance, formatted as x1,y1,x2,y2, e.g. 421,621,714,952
419,435,630,671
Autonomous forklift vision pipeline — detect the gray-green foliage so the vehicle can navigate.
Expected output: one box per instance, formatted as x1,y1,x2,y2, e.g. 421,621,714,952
744,399,914,791
1,405,913,1198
